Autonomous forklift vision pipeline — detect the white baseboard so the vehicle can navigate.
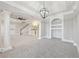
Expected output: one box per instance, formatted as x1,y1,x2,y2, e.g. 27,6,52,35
62,39,78,46
41,36,51,39
37,37,41,40
62,39,79,53
62,39,74,43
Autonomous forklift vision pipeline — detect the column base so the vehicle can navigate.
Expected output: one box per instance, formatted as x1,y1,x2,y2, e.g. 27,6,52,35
0,46,12,53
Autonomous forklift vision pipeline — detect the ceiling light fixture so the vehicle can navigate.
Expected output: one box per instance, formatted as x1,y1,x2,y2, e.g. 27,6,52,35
40,1,49,19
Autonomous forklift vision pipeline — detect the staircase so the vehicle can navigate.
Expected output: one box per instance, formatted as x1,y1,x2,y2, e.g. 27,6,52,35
20,23,29,35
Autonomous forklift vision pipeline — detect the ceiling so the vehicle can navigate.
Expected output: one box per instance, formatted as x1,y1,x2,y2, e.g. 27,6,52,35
0,1,79,20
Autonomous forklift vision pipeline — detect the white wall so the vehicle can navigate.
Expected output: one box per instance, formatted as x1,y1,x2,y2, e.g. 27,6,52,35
64,13,79,47
64,13,74,40
73,14,79,46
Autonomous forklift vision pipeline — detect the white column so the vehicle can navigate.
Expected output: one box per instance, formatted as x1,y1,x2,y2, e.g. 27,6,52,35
41,20,46,39
0,14,2,49
40,19,51,39
46,20,51,39
0,10,12,52
4,11,11,48
38,22,41,39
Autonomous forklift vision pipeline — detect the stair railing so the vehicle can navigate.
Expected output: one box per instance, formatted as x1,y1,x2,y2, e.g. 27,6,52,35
20,24,29,35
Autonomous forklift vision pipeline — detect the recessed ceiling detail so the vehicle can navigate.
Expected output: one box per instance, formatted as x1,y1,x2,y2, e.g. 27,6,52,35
0,1,78,20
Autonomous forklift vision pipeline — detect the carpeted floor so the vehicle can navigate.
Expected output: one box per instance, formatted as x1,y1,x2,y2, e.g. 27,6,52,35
0,39,79,58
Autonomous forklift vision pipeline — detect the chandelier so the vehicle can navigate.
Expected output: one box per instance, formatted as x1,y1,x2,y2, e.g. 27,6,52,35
40,1,49,19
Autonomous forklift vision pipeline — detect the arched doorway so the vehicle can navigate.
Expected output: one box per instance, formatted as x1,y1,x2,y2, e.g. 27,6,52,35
50,15,64,40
